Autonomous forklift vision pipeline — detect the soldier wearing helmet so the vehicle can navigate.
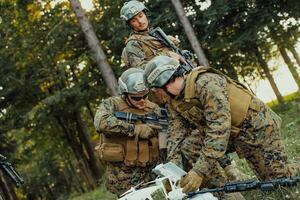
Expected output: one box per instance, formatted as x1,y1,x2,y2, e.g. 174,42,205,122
94,68,165,196
120,0,245,187
144,55,299,194
120,0,185,69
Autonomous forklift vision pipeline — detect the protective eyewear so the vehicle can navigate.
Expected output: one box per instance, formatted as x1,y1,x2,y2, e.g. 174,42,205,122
130,93,148,101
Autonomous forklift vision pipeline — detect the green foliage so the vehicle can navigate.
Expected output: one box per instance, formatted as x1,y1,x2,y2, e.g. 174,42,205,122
60,184,117,200
1,0,300,199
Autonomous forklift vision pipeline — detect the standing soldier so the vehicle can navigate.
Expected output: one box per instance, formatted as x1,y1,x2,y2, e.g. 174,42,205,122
94,68,165,196
120,0,186,69
120,0,244,183
144,55,299,193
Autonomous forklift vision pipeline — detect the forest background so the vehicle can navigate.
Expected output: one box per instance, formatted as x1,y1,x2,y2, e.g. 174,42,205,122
0,0,300,199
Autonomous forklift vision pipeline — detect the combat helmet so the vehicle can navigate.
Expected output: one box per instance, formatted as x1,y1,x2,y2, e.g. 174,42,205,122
144,56,180,88
120,0,148,22
118,68,148,95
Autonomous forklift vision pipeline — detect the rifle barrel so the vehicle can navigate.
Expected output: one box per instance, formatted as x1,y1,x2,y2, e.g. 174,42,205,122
188,177,300,198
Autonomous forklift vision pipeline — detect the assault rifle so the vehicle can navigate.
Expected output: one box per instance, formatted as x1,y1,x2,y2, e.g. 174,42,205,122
114,110,168,131
0,154,24,187
188,176,300,198
150,27,195,75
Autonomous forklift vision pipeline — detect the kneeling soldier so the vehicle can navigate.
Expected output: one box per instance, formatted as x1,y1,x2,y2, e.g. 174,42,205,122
94,68,165,196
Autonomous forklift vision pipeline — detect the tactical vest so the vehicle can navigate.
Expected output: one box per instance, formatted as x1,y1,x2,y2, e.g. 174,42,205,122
99,97,159,167
170,67,259,135
123,32,172,64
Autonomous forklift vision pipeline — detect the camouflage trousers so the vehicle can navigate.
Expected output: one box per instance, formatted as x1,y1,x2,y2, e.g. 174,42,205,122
176,129,245,200
228,97,299,180
105,162,156,197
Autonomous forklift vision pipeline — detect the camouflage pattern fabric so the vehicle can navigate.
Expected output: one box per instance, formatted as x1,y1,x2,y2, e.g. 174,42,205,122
166,110,245,200
105,162,156,196
122,30,178,69
229,96,295,179
94,96,162,196
168,72,297,181
94,97,135,137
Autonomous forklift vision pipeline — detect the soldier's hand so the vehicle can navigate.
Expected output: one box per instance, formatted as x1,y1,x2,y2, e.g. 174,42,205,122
224,161,245,181
134,124,157,139
167,51,186,64
180,170,203,193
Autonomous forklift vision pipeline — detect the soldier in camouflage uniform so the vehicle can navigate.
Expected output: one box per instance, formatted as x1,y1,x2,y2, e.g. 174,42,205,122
120,0,186,69
144,55,299,194
94,68,165,196
120,0,243,181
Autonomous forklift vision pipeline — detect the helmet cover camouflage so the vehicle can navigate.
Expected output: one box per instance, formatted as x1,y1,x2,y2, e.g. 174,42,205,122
120,0,148,21
118,68,148,95
144,56,180,88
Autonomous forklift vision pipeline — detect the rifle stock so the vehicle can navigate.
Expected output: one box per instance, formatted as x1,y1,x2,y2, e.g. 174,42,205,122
149,27,195,74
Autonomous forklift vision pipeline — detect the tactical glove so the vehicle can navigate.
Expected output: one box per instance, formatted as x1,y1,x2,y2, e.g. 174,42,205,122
134,124,158,139
224,161,244,181
180,170,203,193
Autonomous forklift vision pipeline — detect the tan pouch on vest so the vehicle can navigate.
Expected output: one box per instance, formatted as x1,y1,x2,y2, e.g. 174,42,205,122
125,139,138,166
100,143,125,162
227,83,252,127
138,140,149,167
149,137,159,163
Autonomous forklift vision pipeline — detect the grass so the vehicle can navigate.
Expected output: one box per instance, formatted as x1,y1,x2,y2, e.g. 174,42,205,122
68,93,300,200
236,93,300,200
59,186,117,200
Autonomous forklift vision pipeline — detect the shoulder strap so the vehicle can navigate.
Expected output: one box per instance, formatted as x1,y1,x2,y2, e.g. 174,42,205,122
184,66,209,102
125,33,162,51
184,66,253,102
114,96,130,111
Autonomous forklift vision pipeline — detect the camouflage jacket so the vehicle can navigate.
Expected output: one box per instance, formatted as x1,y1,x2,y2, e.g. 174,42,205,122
121,30,179,69
168,73,231,176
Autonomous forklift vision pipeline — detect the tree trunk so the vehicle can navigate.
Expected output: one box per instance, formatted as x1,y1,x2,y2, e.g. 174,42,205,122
55,116,97,189
253,46,285,103
68,64,95,121
170,0,210,67
0,173,11,200
288,45,300,69
69,0,118,95
74,110,103,182
270,30,300,92
278,46,300,90
66,159,85,193
85,103,94,120
6,181,18,200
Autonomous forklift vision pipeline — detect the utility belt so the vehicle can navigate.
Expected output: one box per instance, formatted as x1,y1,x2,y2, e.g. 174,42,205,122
97,134,159,167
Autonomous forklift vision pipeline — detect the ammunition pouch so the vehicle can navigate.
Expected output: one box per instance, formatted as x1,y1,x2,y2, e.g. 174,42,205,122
98,134,159,167
97,97,160,167
100,143,125,162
